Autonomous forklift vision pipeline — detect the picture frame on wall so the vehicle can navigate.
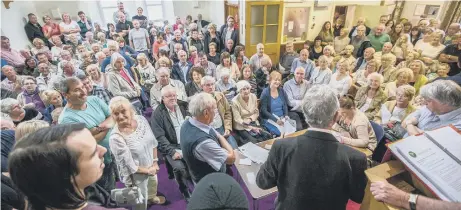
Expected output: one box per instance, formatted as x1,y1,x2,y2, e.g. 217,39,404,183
414,4,426,16
314,0,329,10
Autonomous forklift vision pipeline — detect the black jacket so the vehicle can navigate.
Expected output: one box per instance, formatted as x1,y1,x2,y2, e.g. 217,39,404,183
171,62,193,84
356,40,372,58
24,22,48,45
194,20,210,28
185,81,201,97
219,25,239,52
256,130,367,210
203,31,222,54
348,25,371,39
150,101,189,157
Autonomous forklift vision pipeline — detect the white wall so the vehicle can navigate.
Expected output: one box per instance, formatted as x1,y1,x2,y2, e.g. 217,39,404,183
401,0,447,25
1,1,37,49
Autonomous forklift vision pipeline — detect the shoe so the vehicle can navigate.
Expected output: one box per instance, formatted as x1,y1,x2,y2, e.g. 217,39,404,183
148,196,167,205
182,190,192,203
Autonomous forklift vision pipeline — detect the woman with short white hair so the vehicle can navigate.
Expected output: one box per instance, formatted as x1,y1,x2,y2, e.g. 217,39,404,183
231,80,271,144
310,55,332,85
374,85,416,125
86,64,108,89
215,69,237,102
354,72,388,120
107,53,144,113
108,96,166,208
384,68,414,99
0,98,43,126
136,53,157,90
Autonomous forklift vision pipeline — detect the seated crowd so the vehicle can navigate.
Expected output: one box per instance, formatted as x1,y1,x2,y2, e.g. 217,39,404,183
1,4,461,210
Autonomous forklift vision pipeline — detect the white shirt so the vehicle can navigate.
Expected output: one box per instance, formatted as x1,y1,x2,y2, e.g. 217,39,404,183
359,97,373,113
329,73,352,96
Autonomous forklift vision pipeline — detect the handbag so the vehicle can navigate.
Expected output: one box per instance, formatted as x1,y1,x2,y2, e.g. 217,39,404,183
110,174,144,206
383,122,407,142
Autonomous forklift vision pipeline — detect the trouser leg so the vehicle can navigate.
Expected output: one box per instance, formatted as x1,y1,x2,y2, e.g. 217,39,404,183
165,155,189,193
216,126,238,149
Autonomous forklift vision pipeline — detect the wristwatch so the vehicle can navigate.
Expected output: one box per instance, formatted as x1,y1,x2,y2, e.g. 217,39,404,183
409,193,418,210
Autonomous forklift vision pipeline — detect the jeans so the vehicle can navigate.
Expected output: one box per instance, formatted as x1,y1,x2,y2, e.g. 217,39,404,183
215,126,238,149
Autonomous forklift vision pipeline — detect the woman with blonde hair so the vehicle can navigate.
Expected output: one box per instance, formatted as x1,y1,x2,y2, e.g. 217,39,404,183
322,45,335,68
354,72,388,120
136,53,157,90
42,15,61,39
391,34,413,62
15,120,49,141
108,96,166,208
329,61,352,96
42,89,65,124
408,60,428,95
378,53,397,83
260,71,301,136
384,68,414,99
188,45,199,65
375,85,416,125
86,64,108,89
31,38,52,60
204,23,222,53
395,50,418,69
354,59,379,87
59,12,81,42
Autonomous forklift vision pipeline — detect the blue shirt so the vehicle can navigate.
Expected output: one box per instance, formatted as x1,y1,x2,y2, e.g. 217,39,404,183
58,96,112,163
290,58,315,80
409,106,461,131
100,53,134,73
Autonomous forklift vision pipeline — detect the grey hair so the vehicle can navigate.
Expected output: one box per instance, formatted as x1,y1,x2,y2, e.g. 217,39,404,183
95,51,106,59
201,75,216,85
97,32,105,39
107,40,119,50
108,96,136,116
219,68,231,79
367,72,384,85
110,52,126,69
188,92,216,117
59,77,80,94
420,80,461,107
1,98,20,114
301,85,339,128
1,65,14,72
236,80,251,93
160,85,177,97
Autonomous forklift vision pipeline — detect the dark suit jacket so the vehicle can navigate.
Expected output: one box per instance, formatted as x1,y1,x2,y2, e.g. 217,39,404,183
150,101,189,157
194,20,210,27
219,25,239,52
171,62,193,84
24,22,48,44
256,130,367,210
348,25,371,39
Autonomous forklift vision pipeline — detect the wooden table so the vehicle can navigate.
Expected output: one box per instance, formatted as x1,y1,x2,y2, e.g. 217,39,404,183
234,129,373,209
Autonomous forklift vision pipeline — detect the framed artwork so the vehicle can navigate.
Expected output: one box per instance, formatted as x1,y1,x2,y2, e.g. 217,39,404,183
414,4,426,16
283,7,310,42
425,5,440,16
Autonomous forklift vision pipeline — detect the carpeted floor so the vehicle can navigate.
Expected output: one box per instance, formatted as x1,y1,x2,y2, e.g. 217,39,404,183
140,109,361,210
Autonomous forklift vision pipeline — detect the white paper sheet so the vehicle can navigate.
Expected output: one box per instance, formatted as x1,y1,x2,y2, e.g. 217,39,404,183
239,142,269,164
239,158,252,166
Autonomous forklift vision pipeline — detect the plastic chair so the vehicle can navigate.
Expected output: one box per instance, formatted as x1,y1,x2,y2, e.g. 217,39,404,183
369,121,384,144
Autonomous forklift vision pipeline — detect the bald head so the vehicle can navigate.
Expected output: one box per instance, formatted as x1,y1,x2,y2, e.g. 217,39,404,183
448,23,461,36
375,24,385,36
299,49,309,61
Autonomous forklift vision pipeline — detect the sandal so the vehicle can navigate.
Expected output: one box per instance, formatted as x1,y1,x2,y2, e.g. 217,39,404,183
148,196,167,205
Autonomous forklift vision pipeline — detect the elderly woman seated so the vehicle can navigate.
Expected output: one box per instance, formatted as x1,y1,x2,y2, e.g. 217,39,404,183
353,59,379,87
31,38,52,61
215,69,237,102
17,77,46,114
260,71,301,137
408,60,428,95
231,80,272,144
42,90,65,124
374,85,416,127
185,66,204,97
384,68,414,99
107,53,144,113
0,98,43,126
378,53,397,83
86,64,108,89
108,96,166,207
355,73,388,120
309,55,332,85
333,95,377,151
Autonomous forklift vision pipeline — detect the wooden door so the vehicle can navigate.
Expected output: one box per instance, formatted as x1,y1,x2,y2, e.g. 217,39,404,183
245,1,284,64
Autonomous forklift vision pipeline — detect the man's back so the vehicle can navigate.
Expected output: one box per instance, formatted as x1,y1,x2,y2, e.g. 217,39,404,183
256,130,367,210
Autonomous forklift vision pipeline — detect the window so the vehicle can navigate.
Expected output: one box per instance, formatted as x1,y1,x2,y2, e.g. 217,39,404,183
99,0,118,26
145,0,164,23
